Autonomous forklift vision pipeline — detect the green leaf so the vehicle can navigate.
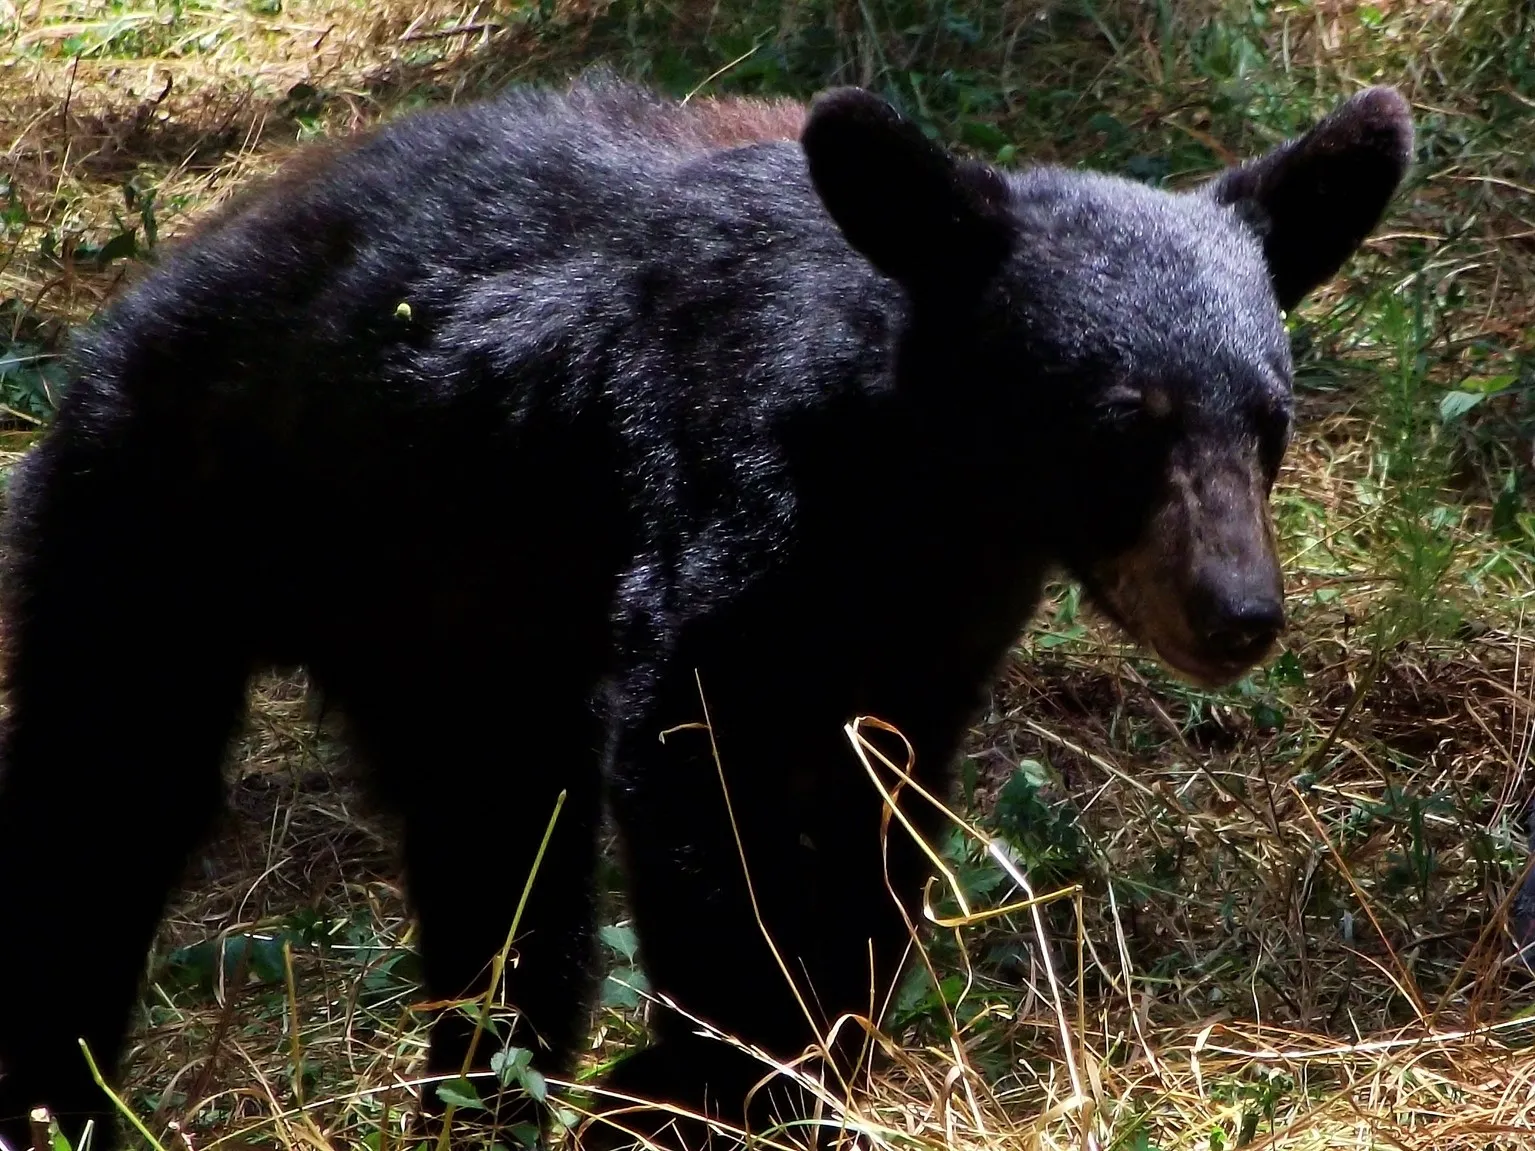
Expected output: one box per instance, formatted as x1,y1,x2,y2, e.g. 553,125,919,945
94,229,138,268
1036,625,1085,648
436,1078,486,1111
1015,758,1048,787
1494,471,1523,537
1467,372,1517,394
1267,650,1305,687
601,979,638,1009
492,1046,534,1084
601,965,649,1009
1248,702,1285,732
248,935,288,984
519,1068,548,1104
958,120,1008,152
1438,389,1483,421
599,922,638,961
490,1046,547,1102
1237,1107,1259,1146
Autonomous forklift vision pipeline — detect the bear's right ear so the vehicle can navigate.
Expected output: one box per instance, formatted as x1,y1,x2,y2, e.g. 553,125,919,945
1205,87,1414,312
802,88,1013,294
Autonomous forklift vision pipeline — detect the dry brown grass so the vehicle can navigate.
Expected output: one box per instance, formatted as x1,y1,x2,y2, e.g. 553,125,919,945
4,0,1535,1149
0,0,599,330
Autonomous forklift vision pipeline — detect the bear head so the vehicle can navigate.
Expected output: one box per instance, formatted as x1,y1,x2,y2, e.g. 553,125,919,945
802,85,1413,687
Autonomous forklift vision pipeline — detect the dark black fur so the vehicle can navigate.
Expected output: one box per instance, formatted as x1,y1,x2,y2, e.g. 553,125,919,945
0,77,1411,1147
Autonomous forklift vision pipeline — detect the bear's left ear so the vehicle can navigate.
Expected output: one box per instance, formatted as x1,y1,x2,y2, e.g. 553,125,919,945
1206,87,1414,312
802,88,1013,294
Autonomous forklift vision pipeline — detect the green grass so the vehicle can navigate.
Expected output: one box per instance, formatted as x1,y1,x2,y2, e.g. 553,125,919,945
3,0,1535,1148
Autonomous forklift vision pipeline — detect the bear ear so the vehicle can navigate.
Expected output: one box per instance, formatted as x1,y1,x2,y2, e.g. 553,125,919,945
1206,87,1414,312
802,88,1013,293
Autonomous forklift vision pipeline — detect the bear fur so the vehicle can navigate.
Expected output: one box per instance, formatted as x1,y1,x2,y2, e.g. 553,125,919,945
0,75,1411,1148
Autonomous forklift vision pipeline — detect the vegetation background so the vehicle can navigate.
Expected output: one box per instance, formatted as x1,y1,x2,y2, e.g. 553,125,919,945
0,0,1532,1148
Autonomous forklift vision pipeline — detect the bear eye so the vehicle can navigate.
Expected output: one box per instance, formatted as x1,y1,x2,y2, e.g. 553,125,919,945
1097,383,1172,427
1257,397,1294,476
1097,384,1145,421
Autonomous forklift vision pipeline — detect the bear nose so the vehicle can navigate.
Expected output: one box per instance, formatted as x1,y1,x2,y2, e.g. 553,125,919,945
1201,593,1284,662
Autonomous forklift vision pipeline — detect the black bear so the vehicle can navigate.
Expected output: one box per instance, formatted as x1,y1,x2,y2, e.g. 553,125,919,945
0,75,1410,1149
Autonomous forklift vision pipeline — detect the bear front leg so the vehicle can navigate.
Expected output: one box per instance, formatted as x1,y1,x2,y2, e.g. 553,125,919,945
328,664,607,1138
591,680,925,1149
